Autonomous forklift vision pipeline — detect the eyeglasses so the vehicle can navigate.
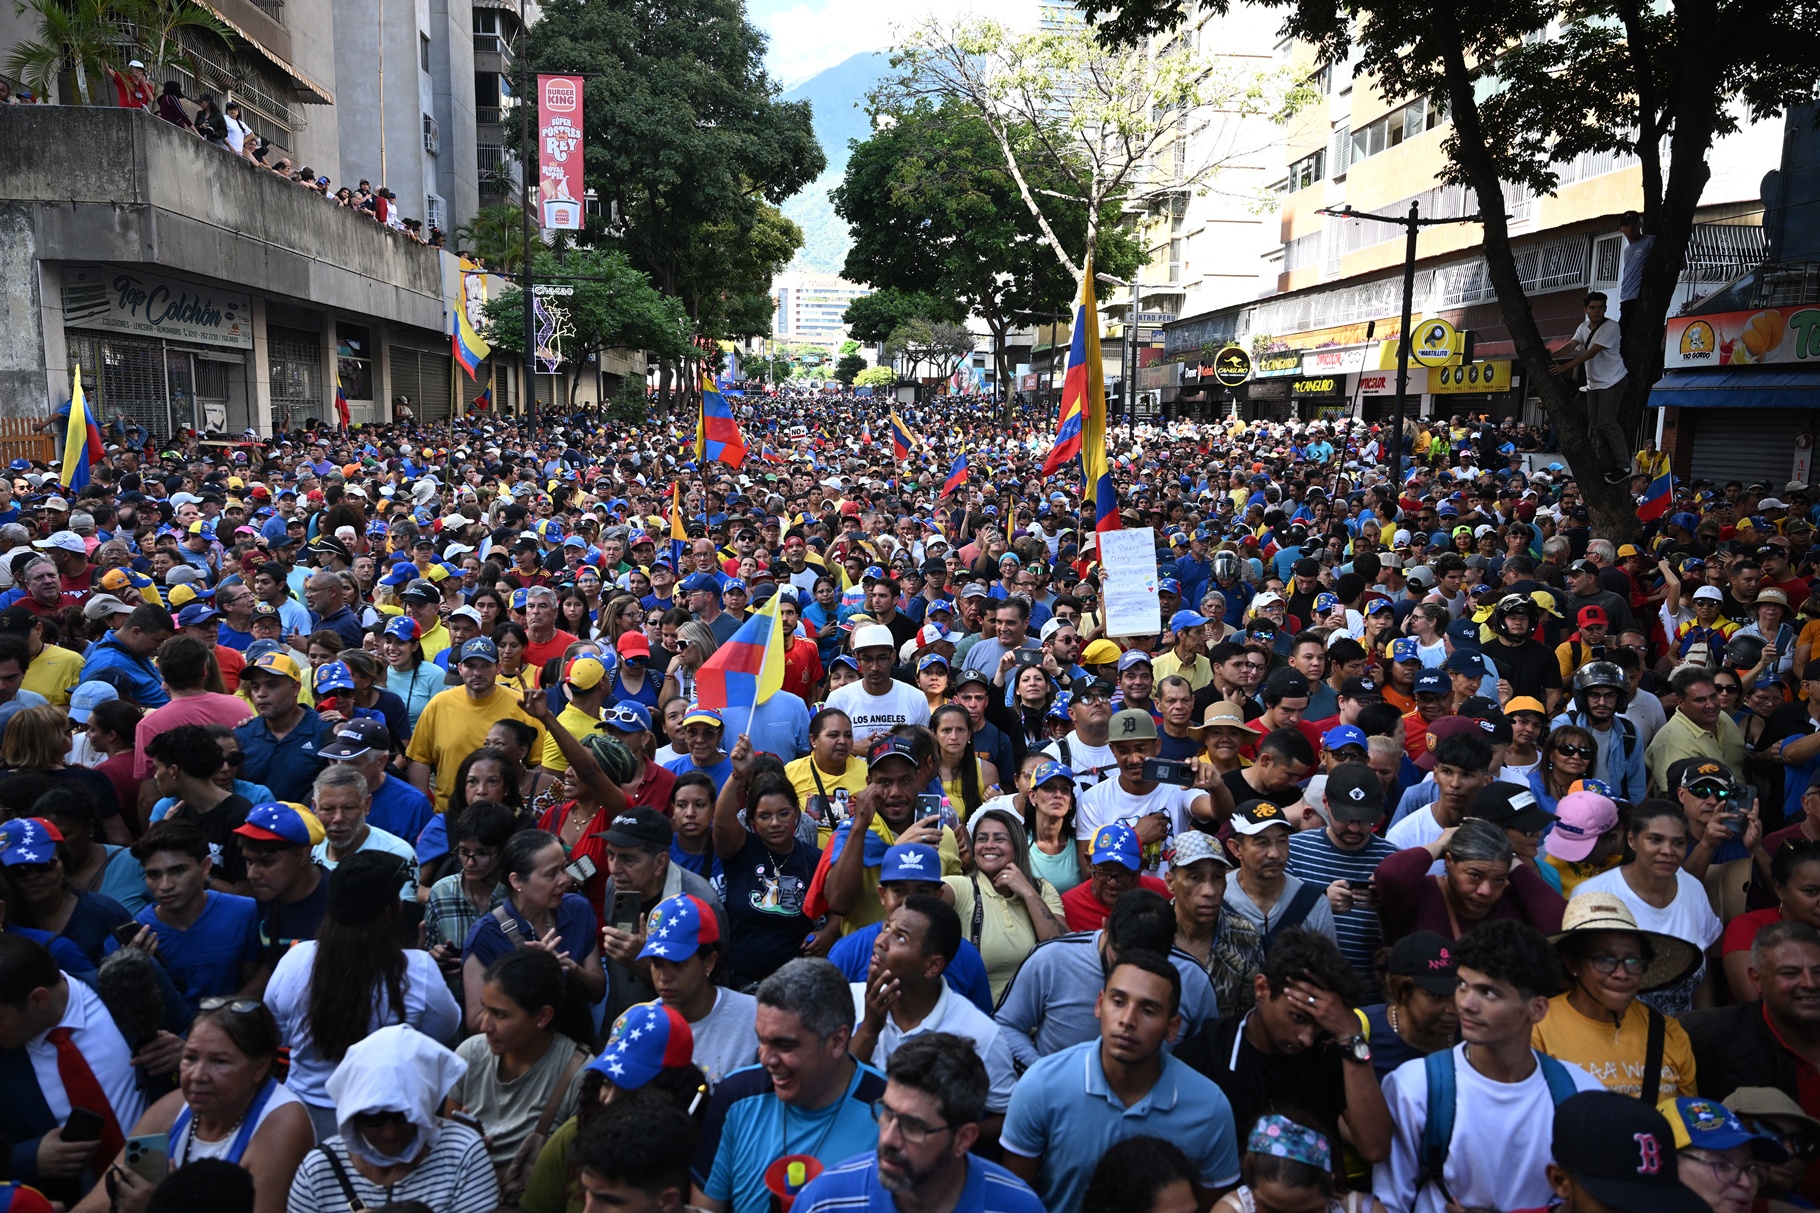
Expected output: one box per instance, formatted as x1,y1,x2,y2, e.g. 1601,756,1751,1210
198,997,264,1014
872,1101,953,1145
456,847,498,864
1584,954,1647,975
1680,1151,1764,1188
1552,744,1596,759
1715,683,1742,695
219,751,244,766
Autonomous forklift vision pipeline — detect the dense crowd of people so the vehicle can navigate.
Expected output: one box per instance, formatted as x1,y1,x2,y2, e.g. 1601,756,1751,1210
0,388,1818,1213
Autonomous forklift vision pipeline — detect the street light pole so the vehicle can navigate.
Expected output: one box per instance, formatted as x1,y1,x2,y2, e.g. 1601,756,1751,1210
517,40,537,429
1315,201,1487,491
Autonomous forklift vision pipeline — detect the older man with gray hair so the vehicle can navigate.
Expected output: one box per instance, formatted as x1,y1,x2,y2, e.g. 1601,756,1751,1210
691,957,889,1213
308,762,418,896
521,583,579,668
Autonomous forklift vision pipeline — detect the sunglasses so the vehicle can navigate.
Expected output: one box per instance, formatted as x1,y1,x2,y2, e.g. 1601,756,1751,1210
351,1110,411,1128
1552,744,1596,759
1685,782,1733,800
198,996,263,1014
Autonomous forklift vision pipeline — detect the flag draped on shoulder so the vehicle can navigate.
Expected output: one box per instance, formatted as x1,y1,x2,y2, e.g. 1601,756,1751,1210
60,366,103,492
668,481,688,570
941,451,969,498
1044,265,1107,497
693,590,785,713
1637,468,1673,523
696,374,747,468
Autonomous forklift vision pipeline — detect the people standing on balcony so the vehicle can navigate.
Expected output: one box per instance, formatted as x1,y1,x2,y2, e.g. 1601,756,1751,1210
193,94,228,146
1549,291,1630,485
222,100,253,159
107,60,156,112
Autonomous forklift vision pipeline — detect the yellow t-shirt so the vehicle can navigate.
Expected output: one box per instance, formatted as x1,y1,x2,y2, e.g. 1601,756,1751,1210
419,622,452,664
1543,851,1623,898
405,685,544,813
1154,650,1213,692
785,755,868,836
24,643,85,707
542,703,606,773
836,813,964,935
944,871,1066,1003
1532,994,1697,1099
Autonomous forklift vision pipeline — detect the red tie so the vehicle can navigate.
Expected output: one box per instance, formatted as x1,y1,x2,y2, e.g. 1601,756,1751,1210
46,1027,124,1163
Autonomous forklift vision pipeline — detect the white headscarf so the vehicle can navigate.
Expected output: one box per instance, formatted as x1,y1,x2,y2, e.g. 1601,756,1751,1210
325,1024,466,1167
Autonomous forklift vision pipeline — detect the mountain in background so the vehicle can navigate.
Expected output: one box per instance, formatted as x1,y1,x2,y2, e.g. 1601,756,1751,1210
780,51,890,275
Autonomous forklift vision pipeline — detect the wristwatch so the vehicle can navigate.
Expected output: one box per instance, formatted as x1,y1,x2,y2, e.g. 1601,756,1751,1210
1338,1034,1372,1064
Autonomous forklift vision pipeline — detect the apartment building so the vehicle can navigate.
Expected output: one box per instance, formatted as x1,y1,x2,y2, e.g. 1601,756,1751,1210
771,271,872,349
1161,32,1776,431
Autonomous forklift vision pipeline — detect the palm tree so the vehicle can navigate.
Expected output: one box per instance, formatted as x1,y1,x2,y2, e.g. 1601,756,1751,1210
124,0,231,83
456,204,528,273
6,0,122,105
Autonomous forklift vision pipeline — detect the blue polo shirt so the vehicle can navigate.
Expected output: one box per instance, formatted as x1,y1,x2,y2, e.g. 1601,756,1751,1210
134,890,262,1004
693,1061,887,1213
234,707,329,804
367,775,434,844
795,1153,1044,1213
1000,1040,1241,1213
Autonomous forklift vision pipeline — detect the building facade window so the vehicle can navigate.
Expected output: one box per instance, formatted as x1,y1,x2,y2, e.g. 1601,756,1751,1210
1286,149,1325,192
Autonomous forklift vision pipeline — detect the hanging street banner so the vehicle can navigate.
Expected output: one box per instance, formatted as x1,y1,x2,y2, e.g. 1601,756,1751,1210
537,74,586,231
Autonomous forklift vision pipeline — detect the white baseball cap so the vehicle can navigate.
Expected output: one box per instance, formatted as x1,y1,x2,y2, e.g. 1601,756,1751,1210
1693,585,1724,601
851,624,895,652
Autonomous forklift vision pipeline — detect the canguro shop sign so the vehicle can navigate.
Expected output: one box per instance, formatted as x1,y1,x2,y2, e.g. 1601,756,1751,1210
62,265,252,349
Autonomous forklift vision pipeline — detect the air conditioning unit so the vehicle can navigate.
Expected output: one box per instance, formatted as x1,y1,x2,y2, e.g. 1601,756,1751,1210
422,114,440,155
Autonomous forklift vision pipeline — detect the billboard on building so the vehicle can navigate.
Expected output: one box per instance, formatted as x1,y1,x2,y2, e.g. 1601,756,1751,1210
1664,308,1820,369
537,75,585,231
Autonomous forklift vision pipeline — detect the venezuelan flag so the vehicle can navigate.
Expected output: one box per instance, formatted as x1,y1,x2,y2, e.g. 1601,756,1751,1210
761,443,785,466
941,451,969,498
1093,470,1122,533
334,374,351,431
1044,267,1108,508
889,411,914,461
60,366,104,492
668,481,688,570
696,375,748,468
693,590,785,716
452,259,491,380
1637,469,1673,523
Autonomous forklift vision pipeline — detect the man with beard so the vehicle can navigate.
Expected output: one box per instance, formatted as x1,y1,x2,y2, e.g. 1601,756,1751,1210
793,1033,1042,1213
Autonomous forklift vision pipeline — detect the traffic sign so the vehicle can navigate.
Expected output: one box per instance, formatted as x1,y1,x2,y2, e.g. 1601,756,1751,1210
1409,318,1457,368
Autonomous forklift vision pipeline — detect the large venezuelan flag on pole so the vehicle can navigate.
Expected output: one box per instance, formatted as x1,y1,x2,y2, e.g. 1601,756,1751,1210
1043,264,1108,508
696,374,748,468
693,590,786,722
60,367,104,493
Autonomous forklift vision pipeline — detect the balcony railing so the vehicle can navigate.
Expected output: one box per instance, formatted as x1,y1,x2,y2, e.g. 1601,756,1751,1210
476,106,504,125
473,32,514,62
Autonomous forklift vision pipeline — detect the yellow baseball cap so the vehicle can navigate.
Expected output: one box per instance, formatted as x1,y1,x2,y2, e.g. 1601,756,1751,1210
247,652,303,683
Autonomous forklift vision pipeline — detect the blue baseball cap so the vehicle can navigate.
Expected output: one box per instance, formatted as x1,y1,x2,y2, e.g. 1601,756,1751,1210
1413,669,1450,695
637,893,722,960
1390,637,1421,663
384,615,420,641
880,843,941,883
1445,618,1483,648
680,573,722,596
1660,1098,1788,1160
587,1001,696,1090
723,578,747,594
917,652,950,672
1169,609,1209,631
1322,724,1368,752
1313,592,1339,613
456,637,499,664
175,602,219,627
602,702,653,733
830,653,859,673
314,661,356,695
1089,822,1140,871
0,818,61,866
67,680,118,724
1445,649,1485,675
927,599,956,617
1158,578,1181,595
1029,760,1075,788
1117,650,1153,672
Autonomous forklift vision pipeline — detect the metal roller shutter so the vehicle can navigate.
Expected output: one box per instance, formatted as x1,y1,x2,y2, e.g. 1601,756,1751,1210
268,326,325,432
66,333,173,440
389,348,455,422
1688,409,1813,486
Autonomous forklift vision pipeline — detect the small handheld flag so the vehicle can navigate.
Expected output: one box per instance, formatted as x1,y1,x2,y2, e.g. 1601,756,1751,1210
1637,469,1673,523
941,451,969,498
669,482,688,571
693,590,786,720
889,411,914,462
696,375,748,468
334,374,351,431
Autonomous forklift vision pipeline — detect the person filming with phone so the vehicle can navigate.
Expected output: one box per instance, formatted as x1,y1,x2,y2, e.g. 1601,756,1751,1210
1075,709,1227,879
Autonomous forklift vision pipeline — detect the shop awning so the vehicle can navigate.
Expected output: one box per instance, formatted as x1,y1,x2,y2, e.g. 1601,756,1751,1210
1647,368,1820,409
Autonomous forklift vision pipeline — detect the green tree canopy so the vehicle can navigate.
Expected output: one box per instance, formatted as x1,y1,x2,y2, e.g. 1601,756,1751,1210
842,289,958,345
833,352,867,385
855,366,897,389
834,97,1141,412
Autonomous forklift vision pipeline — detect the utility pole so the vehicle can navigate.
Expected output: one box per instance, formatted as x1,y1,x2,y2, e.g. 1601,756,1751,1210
1315,202,1487,489
517,38,537,429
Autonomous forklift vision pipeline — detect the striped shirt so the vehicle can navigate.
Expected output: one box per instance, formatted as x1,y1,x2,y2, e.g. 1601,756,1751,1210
286,1123,497,1213
794,1152,1045,1213
1286,828,1398,998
